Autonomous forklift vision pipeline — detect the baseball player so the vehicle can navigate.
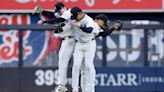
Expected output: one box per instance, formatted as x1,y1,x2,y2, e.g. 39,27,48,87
51,2,74,92
96,14,122,38
80,14,122,92
36,2,75,92
34,4,122,92
70,7,104,92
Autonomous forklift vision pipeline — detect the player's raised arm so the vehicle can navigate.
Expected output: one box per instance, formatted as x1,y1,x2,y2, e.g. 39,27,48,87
94,14,123,38
42,10,55,18
42,17,66,24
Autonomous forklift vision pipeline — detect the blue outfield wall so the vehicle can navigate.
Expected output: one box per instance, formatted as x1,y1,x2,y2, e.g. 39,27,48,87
0,67,164,92
0,13,164,67
0,13,164,92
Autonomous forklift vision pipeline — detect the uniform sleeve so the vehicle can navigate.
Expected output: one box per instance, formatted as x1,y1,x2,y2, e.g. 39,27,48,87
92,22,103,36
43,18,66,24
79,26,93,33
93,27,103,36
42,11,55,18
79,20,94,33
79,17,94,33
97,27,115,38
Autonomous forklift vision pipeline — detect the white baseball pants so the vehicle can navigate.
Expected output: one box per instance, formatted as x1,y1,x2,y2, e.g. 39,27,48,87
72,40,96,92
58,38,75,86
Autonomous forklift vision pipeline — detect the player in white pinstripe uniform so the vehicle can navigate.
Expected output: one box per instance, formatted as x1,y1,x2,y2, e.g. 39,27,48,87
70,7,122,91
70,7,104,92
80,14,122,92
40,2,75,92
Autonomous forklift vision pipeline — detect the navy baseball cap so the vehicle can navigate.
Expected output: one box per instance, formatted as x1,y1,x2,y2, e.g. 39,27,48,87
54,2,65,12
95,14,108,27
70,7,82,20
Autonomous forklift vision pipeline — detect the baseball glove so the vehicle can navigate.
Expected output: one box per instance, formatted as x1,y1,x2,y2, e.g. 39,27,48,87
53,22,65,33
113,20,123,31
32,5,42,14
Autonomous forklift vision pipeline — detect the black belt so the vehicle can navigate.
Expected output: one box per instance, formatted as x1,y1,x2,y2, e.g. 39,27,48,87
75,38,95,43
61,36,74,40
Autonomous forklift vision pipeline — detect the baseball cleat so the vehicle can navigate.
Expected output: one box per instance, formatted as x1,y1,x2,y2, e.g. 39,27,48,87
53,85,68,92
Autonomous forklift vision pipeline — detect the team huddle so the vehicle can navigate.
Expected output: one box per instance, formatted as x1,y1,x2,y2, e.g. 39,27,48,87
33,2,122,92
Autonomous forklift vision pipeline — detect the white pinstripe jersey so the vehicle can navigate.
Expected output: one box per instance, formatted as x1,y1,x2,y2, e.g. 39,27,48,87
53,9,74,38
73,14,103,43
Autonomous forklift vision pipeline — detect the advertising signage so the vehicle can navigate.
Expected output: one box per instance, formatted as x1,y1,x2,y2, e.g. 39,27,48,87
0,0,163,13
